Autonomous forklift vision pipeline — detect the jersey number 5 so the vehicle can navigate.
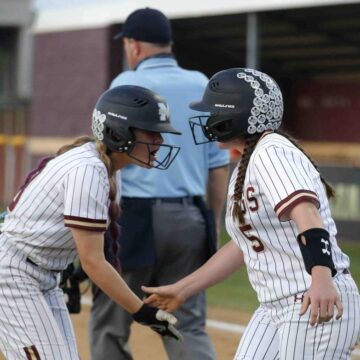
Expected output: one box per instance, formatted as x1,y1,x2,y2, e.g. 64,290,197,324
239,224,264,252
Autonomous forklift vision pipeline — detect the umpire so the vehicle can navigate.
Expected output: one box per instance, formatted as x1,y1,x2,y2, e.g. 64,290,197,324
89,7,230,360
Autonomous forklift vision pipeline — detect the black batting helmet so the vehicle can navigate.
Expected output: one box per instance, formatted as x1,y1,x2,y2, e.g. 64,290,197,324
92,85,181,169
189,68,283,144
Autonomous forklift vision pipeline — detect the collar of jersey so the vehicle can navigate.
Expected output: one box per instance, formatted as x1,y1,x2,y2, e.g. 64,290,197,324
136,55,177,71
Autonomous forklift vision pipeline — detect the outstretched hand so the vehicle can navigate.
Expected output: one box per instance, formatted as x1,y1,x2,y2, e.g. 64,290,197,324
132,304,183,341
142,284,186,312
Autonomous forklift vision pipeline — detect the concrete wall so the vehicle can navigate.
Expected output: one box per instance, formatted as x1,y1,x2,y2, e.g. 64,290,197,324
0,0,34,100
0,0,33,26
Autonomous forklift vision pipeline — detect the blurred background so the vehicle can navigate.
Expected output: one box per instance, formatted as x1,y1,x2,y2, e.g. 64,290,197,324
1,1,360,358
0,0,359,242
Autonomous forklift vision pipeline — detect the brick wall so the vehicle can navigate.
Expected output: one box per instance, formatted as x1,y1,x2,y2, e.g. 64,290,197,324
30,28,110,138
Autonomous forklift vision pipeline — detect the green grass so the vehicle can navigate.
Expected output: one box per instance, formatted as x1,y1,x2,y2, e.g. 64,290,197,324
207,232,257,313
340,241,360,283
207,231,360,313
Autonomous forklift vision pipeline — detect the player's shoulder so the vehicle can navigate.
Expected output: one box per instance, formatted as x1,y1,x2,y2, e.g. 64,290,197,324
58,142,107,176
257,132,295,149
251,132,300,163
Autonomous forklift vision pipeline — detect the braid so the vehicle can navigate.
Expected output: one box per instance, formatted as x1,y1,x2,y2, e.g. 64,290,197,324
274,129,335,198
232,134,261,224
95,141,121,271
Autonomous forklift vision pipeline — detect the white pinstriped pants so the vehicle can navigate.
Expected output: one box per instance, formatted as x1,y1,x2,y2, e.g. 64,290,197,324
0,246,79,360
235,273,360,360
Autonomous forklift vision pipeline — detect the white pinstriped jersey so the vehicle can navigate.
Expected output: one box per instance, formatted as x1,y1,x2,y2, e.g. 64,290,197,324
225,133,350,303
0,142,110,271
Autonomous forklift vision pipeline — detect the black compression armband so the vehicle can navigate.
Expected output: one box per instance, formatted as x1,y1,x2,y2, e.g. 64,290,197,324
297,228,337,277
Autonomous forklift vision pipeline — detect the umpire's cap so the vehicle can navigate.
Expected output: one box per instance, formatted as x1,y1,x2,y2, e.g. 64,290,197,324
113,8,172,43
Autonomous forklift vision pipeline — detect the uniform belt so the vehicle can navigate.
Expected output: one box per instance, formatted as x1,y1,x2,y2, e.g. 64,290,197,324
343,268,350,275
26,257,62,273
26,257,38,267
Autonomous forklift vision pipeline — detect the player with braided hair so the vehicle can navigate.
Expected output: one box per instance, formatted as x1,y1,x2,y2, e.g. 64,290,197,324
0,85,182,360
143,68,360,359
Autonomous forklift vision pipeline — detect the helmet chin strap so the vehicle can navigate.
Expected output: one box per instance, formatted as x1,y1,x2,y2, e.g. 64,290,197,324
126,141,180,170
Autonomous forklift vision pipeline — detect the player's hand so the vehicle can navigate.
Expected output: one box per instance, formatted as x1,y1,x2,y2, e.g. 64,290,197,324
142,284,185,312
299,266,343,326
132,304,183,341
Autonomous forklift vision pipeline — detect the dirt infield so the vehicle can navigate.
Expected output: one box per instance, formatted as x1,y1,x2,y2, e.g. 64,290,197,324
72,305,360,360
72,305,251,360
1,305,359,359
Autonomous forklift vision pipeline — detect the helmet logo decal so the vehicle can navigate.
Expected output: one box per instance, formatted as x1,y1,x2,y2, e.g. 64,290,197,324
215,104,235,108
92,109,106,141
158,102,170,121
108,112,128,120
237,69,283,135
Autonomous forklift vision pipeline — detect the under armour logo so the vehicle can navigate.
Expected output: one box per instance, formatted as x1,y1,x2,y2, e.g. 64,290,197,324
321,239,330,255
158,102,170,121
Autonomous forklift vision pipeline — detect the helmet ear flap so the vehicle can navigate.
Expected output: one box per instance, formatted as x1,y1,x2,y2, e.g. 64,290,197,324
106,127,126,151
211,118,234,134
103,125,135,153
207,114,247,142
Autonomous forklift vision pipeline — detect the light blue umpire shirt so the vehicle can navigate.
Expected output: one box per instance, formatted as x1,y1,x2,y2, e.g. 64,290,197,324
111,55,230,198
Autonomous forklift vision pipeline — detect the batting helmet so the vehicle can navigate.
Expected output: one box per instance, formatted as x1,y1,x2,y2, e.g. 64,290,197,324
92,85,181,169
189,68,283,144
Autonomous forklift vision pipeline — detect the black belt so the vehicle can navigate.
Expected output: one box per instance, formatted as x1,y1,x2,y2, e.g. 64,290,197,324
122,196,196,205
26,257,38,267
26,257,62,272
343,268,350,275
153,196,195,204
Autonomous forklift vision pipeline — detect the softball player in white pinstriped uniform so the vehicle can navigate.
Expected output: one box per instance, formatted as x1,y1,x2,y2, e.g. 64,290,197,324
0,85,182,359
142,68,360,359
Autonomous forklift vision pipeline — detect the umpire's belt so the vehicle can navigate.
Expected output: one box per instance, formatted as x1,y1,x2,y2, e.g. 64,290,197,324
153,196,195,205
122,196,195,205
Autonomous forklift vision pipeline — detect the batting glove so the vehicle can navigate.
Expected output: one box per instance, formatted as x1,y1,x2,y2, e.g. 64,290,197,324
132,304,183,341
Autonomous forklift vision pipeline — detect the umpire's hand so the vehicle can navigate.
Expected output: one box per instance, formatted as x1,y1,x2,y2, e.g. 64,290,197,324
132,303,183,341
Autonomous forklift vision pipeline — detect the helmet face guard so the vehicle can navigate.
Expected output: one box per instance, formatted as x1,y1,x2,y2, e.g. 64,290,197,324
126,141,180,170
